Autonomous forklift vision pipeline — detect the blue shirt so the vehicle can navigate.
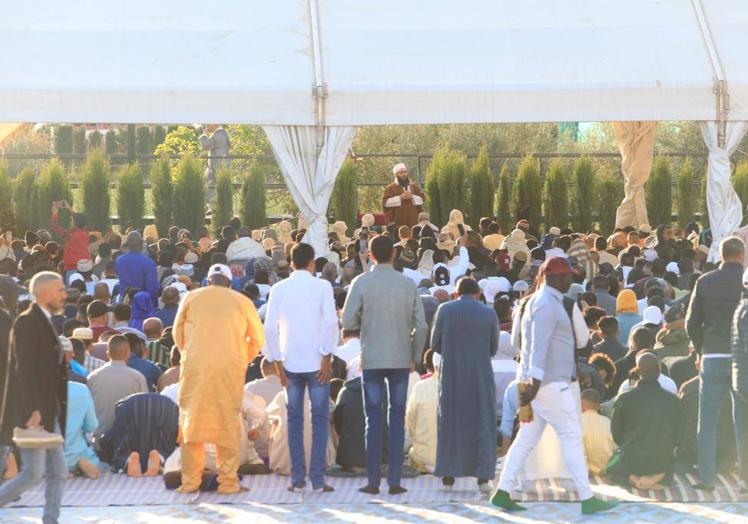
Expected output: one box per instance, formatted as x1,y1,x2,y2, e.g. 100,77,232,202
64,382,99,469
115,252,160,302
155,305,179,328
127,354,163,392
70,359,88,378
513,285,585,384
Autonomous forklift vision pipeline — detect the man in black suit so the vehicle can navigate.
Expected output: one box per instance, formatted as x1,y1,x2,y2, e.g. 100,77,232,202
0,271,68,524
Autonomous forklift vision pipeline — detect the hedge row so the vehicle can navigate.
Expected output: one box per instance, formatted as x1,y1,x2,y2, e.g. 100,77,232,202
421,149,702,233
0,154,267,236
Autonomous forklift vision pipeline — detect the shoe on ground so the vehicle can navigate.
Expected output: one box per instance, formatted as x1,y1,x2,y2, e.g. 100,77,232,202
12,427,63,449
287,483,306,493
388,485,407,495
313,484,335,493
692,483,715,492
490,489,527,512
478,481,493,494
581,497,619,515
175,484,200,494
358,485,380,495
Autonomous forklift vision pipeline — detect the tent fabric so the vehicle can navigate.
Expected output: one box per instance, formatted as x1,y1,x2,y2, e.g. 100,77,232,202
700,121,747,262
263,126,356,257
2,0,747,125
613,122,657,229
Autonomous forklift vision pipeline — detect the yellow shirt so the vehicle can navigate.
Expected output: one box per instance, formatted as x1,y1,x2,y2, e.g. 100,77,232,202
581,410,615,475
174,285,265,447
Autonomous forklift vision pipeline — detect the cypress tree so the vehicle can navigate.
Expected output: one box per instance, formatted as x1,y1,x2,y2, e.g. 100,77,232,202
117,164,145,231
513,156,542,228
468,145,494,229
81,151,111,231
150,155,173,237
172,156,206,235
543,160,568,229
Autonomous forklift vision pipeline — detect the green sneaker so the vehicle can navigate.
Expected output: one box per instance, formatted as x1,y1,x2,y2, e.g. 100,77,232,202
581,496,619,515
490,489,527,512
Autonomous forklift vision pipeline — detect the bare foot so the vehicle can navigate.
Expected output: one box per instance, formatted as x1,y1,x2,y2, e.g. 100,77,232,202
144,450,161,477
127,452,142,477
78,457,100,479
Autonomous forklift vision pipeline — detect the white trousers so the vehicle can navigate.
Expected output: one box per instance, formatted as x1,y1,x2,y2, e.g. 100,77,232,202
497,381,593,500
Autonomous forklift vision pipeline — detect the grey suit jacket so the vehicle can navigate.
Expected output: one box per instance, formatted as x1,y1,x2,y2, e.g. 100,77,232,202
341,264,427,370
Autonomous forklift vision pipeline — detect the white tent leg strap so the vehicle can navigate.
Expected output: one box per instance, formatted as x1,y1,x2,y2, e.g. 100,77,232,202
263,125,356,258
700,121,747,263
613,121,657,229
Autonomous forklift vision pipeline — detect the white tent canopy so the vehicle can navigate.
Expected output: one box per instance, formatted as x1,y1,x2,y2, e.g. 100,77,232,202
1,0,747,125
2,0,748,257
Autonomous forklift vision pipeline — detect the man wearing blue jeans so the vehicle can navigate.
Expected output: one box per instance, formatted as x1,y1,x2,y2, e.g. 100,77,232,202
0,272,70,523
686,236,745,490
342,234,427,495
263,243,339,493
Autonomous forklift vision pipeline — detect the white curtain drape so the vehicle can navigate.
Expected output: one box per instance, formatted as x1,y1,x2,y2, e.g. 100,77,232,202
613,121,657,229
700,121,747,262
263,125,356,257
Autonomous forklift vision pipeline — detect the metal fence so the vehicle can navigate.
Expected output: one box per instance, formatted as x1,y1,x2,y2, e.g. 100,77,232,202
0,149,724,221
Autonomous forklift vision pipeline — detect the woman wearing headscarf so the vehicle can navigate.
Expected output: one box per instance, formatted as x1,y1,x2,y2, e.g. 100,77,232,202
615,290,642,346
130,291,156,332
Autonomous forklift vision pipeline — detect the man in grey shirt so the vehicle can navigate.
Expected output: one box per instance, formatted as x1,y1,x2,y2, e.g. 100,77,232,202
87,335,148,435
492,257,618,516
342,235,427,495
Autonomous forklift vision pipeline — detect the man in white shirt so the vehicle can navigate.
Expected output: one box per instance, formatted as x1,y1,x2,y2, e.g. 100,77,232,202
263,243,338,493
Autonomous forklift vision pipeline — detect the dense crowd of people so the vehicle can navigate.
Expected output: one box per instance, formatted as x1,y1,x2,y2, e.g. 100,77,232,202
0,161,747,521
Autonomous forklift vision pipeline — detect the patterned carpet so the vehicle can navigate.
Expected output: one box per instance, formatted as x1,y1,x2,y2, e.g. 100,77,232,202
4,501,748,523
5,470,744,508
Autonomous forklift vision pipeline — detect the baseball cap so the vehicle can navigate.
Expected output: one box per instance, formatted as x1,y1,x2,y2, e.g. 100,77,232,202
71,327,93,341
433,265,450,286
643,305,663,325
184,252,199,264
539,256,575,276
665,261,679,275
513,280,529,293
208,263,232,281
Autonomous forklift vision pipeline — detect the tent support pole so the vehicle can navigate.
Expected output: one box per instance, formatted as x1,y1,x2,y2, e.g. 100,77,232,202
307,0,327,152
691,0,729,147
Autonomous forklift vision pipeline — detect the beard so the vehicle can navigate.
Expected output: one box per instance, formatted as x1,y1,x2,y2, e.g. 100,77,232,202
397,175,410,188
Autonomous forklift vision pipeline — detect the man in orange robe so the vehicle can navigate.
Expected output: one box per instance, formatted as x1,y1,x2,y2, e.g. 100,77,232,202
173,263,265,494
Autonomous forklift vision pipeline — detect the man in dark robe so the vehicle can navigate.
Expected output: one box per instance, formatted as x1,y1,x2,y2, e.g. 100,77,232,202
430,277,498,492
382,163,425,227
607,352,683,489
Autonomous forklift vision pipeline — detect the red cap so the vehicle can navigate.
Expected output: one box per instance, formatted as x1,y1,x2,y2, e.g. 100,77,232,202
540,256,575,275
